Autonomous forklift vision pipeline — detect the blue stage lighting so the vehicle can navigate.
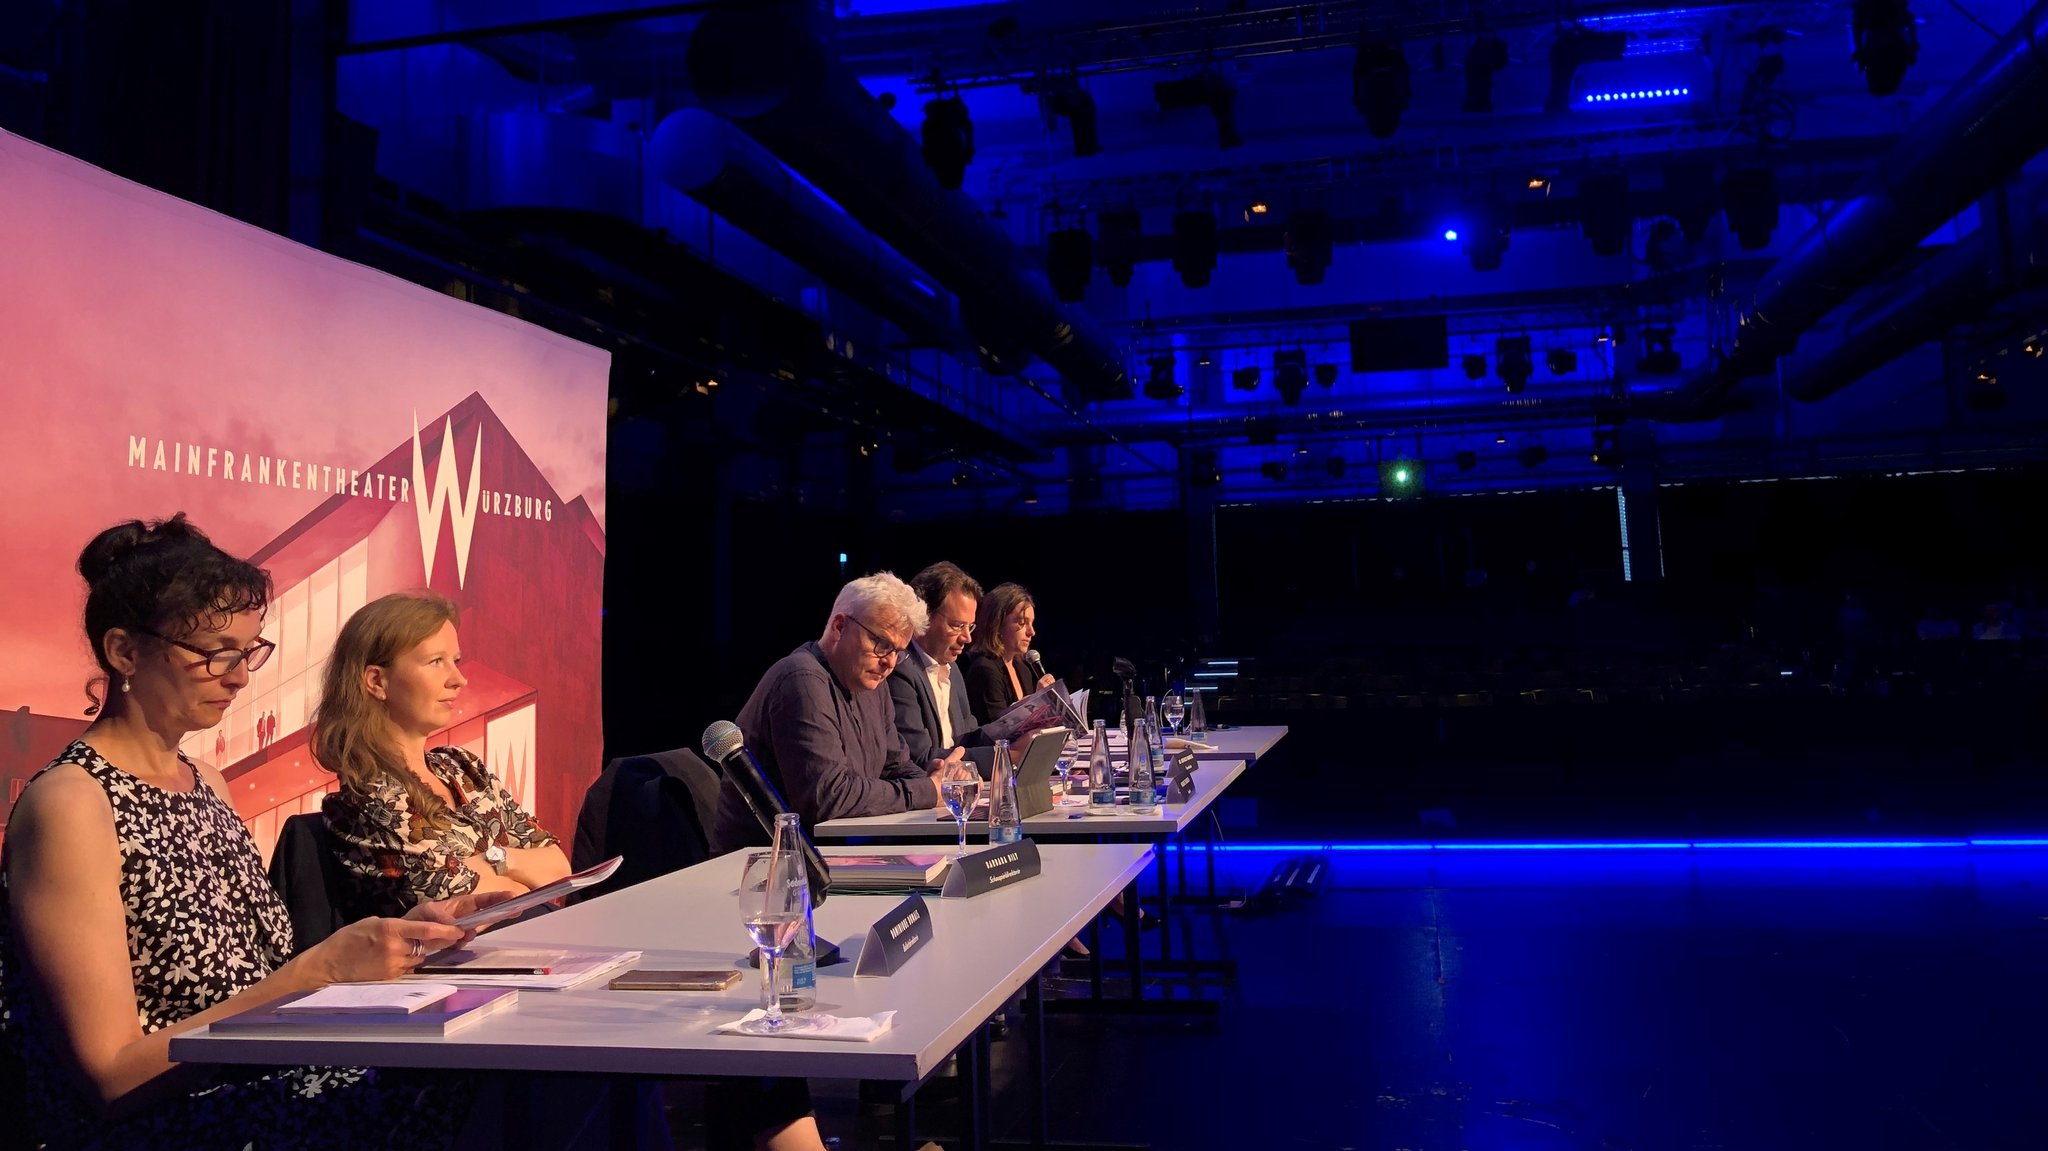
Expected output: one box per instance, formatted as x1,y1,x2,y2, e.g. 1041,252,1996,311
1582,85,1691,104
1443,228,1459,241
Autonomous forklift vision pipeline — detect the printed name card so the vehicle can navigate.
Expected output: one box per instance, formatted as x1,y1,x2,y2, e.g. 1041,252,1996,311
940,839,1043,899
1167,751,1199,803
854,894,932,977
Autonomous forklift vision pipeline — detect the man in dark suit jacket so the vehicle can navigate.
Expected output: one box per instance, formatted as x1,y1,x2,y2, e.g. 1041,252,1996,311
889,562,996,772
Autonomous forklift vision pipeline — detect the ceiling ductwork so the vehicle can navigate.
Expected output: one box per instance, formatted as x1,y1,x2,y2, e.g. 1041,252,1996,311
648,108,963,346
685,7,1131,401
1668,0,2048,415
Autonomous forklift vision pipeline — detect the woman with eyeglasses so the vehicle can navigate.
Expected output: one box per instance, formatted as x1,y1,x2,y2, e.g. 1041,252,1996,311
314,591,571,918
960,582,1056,726
0,515,497,1150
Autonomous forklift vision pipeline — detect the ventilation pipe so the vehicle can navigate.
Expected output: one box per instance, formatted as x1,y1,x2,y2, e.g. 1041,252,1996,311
1671,0,2048,414
648,109,962,344
686,8,1130,400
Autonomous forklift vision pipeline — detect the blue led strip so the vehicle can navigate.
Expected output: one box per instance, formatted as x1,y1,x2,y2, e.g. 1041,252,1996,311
1157,838,2048,853
1583,87,1693,104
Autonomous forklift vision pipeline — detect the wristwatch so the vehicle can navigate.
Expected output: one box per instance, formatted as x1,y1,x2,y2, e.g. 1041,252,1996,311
483,844,509,876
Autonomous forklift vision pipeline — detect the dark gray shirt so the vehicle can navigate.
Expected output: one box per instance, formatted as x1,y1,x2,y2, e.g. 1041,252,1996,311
709,642,937,853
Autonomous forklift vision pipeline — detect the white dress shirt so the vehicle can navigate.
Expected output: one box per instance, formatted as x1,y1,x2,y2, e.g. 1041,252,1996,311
912,642,956,748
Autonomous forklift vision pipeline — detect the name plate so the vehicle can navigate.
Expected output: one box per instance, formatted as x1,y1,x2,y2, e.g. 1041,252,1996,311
940,839,1042,899
854,894,932,977
1167,751,1199,803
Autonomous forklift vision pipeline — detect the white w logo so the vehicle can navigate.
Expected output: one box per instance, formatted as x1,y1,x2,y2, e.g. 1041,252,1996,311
411,413,484,588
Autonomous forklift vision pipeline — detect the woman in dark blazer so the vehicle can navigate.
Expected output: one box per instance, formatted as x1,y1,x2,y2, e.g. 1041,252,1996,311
960,582,1053,725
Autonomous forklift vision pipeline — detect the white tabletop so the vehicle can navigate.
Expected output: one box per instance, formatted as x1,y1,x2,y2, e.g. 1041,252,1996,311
814,760,1246,841
170,843,1152,1083
1090,724,1287,765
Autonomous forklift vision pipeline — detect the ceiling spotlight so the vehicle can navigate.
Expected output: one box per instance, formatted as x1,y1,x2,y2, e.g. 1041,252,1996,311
1285,209,1334,285
1314,363,1340,388
1496,335,1533,393
1495,431,1508,444
1046,227,1094,303
1260,460,1290,481
1443,228,1460,242
1464,31,1510,113
1851,0,1919,96
1353,35,1413,138
1144,355,1183,401
1048,84,1101,157
1527,176,1551,191
2023,335,2044,358
1546,348,1578,375
1379,458,1421,497
1156,70,1242,149
1246,200,1271,217
1232,366,1262,391
1172,210,1219,288
1462,353,1489,380
920,94,975,189
1097,209,1141,287
1640,327,1682,374
1274,349,1310,405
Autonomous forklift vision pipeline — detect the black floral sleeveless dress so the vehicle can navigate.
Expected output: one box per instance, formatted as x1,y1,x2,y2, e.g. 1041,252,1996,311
0,741,470,1150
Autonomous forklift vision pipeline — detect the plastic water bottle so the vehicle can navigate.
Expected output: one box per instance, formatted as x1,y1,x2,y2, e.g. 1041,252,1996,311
1086,720,1117,814
989,739,1023,845
767,812,817,1011
1128,718,1160,816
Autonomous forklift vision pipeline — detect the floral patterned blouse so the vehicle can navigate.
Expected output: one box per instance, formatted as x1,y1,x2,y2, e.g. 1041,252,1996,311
321,746,558,917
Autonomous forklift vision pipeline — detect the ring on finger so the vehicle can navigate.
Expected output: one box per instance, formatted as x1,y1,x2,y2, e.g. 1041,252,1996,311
409,938,424,959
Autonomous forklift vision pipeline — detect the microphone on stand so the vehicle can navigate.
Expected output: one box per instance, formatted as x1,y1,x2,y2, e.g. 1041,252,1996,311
701,720,832,908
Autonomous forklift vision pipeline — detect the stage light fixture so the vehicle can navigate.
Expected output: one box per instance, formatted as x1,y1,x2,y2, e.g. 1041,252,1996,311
1578,173,1631,257
1261,460,1290,481
1144,355,1183,401
1247,200,1271,217
1463,31,1510,113
1852,0,1918,96
1352,35,1413,139
1274,349,1310,405
1314,363,1340,388
1285,209,1334,285
1462,353,1489,380
1156,70,1242,149
1046,227,1094,302
1546,28,1628,113
1665,160,1719,243
1097,209,1141,287
1379,458,1422,497
1723,168,1779,250
1172,210,1219,288
1495,431,1508,444
1443,228,1460,242
1496,335,1533,393
1546,348,1577,375
1233,366,1262,391
1048,85,1101,157
920,94,975,189
1640,328,1682,375
1518,444,1549,469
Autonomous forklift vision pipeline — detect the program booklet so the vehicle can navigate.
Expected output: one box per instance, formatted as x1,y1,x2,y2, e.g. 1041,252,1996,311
981,680,1084,744
212,987,517,1037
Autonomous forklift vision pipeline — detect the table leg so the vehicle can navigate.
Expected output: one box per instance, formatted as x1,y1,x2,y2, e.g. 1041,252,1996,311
1027,973,1047,1150
1154,843,1174,968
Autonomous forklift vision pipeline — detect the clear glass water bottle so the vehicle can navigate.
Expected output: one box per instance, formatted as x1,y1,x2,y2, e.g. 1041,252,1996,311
989,738,1023,845
767,812,817,1012
1128,718,1160,815
1144,695,1161,750
1187,688,1207,734
1086,719,1117,814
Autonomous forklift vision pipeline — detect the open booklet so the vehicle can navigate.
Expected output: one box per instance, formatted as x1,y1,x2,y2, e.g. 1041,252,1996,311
450,856,624,930
981,679,1086,744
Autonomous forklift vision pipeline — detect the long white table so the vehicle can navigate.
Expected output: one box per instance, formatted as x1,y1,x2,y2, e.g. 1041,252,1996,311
172,843,1153,1147
1182,724,1287,765
812,760,1246,843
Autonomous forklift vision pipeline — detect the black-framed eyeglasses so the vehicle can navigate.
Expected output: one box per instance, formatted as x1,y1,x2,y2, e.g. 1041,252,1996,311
136,627,276,677
848,616,909,662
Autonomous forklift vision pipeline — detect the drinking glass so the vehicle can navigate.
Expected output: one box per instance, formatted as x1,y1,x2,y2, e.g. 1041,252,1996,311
736,848,820,1035
940,764,982,858
1162,693,1186,735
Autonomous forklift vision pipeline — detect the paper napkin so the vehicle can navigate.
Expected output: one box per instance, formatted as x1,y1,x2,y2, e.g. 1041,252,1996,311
714,1010,897,1042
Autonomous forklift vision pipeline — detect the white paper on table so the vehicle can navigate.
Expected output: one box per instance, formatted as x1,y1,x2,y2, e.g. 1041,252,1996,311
714,1009,897,1042
279,982,460,1014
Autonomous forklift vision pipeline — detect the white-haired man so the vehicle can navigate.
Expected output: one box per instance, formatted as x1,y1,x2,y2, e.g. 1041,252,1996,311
709,572,962,852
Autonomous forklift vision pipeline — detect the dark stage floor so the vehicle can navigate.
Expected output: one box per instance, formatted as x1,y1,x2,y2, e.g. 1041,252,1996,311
656,848,2048,1150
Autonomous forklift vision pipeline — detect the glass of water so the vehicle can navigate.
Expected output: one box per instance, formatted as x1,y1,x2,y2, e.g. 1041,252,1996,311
1162,693,1186,736
940,763,982,858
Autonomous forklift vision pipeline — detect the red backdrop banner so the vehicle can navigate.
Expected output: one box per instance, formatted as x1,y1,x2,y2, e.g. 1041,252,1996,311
0,129,609,859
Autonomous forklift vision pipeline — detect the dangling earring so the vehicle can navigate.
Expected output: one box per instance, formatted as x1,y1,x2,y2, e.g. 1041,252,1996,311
119,676,131,695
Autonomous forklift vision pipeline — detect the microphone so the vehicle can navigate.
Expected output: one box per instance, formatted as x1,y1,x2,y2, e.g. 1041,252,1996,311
1025,648,1048,683
701,720,832,907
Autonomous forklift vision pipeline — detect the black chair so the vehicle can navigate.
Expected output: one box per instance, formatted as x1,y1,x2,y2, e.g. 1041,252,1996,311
569,749,723,904
266,812,359,954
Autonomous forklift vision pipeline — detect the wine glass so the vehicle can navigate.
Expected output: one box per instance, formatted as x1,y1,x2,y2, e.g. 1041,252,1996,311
1162,693,1186,736
736,847,820,1035
940,763,982,859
